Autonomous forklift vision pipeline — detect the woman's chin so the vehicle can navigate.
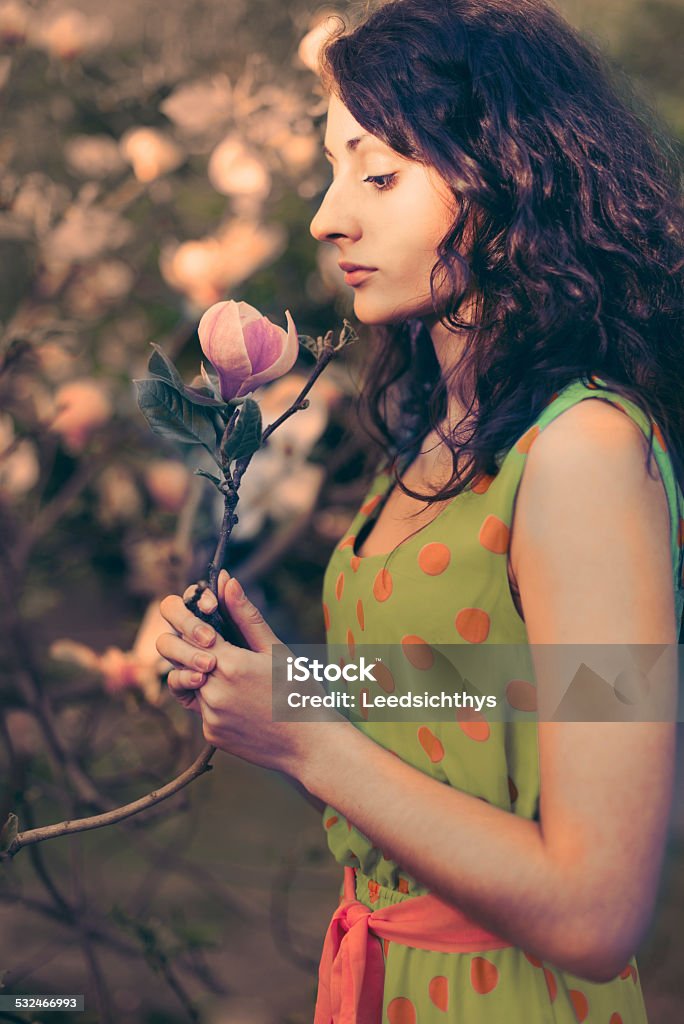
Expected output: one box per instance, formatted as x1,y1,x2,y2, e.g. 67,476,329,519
352,295,421,326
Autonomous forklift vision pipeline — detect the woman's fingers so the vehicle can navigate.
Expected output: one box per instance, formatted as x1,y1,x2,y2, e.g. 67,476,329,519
182,584,218,615
159,593,217,648
218,569,230,617
156,631,217,674
166,667,205,714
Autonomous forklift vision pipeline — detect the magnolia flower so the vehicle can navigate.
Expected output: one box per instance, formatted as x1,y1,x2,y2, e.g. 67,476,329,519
143,459,191,514
41,199,133,270
258,373,330,456
208,135,271,199
297,13,340,74
50,602,171,703
160,75,232,137
280,131,318,174
35,341,80,382
206,444,325,541
11,172,71,237
49,379,112,453
34,9,111,61
119,127,184,183
198,300,298,401
64,134,126,179
0,1,30,46
65,259,135,318
269,462,325,523
159,219,286,311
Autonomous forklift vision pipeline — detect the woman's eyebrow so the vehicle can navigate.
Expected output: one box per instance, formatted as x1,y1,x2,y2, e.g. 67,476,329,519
322,134,382,159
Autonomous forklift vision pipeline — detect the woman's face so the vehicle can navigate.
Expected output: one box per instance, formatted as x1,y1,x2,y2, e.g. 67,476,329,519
309,94,457,325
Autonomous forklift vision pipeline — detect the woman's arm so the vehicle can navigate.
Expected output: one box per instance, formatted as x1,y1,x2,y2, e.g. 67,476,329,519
298,400,678,983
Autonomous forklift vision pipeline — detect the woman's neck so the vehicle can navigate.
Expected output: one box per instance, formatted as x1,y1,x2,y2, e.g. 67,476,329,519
422,293,479,429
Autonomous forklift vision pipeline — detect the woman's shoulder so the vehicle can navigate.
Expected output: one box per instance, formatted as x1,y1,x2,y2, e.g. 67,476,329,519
510,395,678,641
532,391,652,460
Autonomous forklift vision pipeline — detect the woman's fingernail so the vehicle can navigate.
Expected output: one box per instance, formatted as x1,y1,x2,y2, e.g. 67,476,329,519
198,590,217,612
219,569,229,586
230,578,243,599
194,625,215,645
195,653,215,672
190,672,204,684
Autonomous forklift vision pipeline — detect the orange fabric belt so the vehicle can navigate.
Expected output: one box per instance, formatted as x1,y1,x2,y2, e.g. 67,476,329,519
314,867,514,1024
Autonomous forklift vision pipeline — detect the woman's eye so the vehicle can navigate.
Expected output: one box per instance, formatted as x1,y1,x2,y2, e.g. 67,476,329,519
363,173,397,192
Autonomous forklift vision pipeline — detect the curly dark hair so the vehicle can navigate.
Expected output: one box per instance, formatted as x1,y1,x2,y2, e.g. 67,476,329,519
319,0,684,520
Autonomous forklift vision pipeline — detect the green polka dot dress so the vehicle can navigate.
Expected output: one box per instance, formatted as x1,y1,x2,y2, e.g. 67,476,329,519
319,377,684,1023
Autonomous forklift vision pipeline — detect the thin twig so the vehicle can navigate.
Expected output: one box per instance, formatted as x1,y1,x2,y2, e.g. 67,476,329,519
1,745,214,859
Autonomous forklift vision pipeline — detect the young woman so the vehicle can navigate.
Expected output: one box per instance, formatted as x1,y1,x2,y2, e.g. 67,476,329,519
156,0,684,1020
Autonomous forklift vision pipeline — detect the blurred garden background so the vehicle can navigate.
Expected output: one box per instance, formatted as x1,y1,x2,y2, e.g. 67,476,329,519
0,1,682,1021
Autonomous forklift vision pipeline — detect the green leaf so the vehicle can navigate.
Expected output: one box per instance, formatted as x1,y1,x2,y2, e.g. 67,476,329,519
135,378,222,465
195,468,222,488
148,343,185,390
201,361,223,401
221,398,263,462
147,344,228,410
182,383,229,410
0,813,18,853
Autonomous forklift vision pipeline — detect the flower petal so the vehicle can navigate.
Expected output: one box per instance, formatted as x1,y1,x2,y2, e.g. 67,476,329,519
238,310,299,395
243,318,287,375
197,300,253,400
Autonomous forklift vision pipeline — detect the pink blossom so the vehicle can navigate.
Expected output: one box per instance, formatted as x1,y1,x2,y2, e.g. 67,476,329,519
197,300,298,400
144,459,191,513
49,379,112,452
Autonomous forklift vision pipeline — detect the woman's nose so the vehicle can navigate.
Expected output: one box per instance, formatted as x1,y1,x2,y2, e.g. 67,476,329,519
309,181,360,243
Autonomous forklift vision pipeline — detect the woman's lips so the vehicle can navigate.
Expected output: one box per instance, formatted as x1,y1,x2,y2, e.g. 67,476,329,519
343,268,376,286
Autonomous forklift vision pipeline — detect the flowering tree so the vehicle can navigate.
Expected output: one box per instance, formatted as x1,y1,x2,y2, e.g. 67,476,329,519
0,4,370,1020
0,1,679,1021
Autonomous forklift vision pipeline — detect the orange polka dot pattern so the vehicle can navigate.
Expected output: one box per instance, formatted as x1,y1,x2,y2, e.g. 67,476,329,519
319,378,676,1024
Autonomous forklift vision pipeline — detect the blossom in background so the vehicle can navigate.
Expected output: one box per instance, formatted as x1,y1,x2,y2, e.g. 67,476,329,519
41,196,134,270
143,459,191,514
205,371,342,541
64,259,135,318
297,12,340,74
0,1,30,46
64,134,126,179
95,465,143,527
33,9,111,61
50,602,172,703
159,218,286,311
198,300,299,400
160,74,232,138
48,379,112,453
279,129,319,174
208,135,271,200
119,127,184,183
34,340,81,383
258,373,337,456
0,413,40,499
124,537,192,599
10,172,71,238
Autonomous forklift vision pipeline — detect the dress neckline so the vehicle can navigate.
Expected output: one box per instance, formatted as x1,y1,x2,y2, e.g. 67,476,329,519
351,447,458,561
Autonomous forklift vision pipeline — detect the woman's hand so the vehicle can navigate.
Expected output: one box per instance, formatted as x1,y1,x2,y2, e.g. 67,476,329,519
155,569,340,779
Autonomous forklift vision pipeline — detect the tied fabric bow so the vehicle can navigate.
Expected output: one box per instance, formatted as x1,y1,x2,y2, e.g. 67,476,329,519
314,867,514,1024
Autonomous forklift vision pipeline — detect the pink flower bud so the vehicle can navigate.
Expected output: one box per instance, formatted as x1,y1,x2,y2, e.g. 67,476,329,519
197,300,299,400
